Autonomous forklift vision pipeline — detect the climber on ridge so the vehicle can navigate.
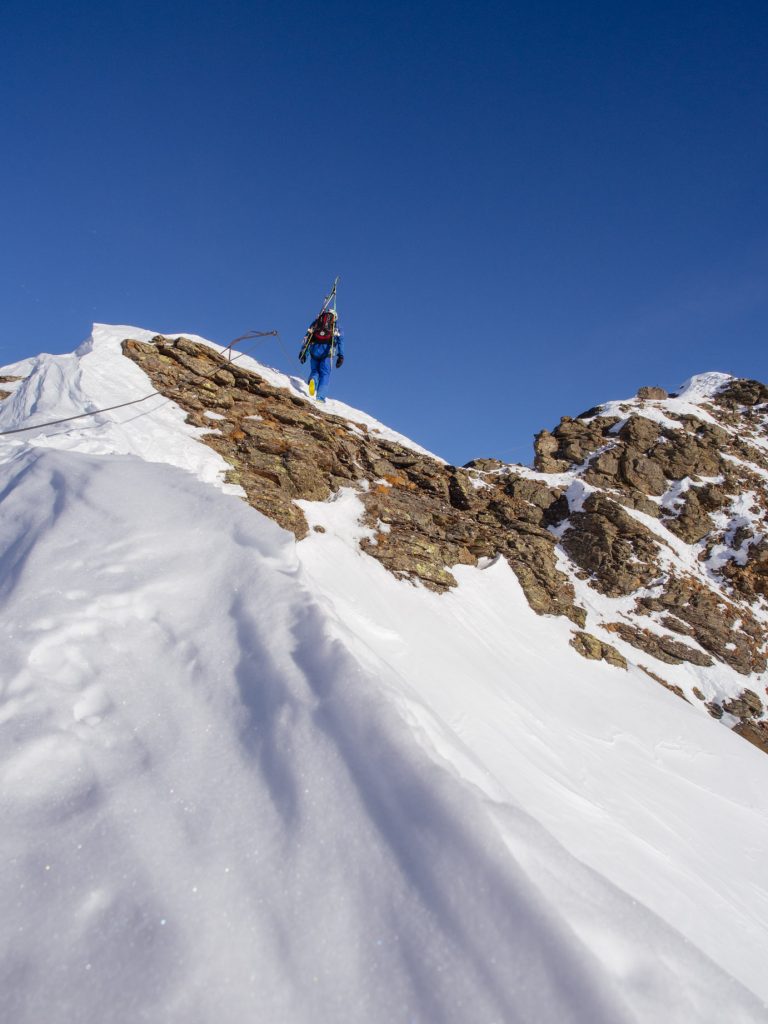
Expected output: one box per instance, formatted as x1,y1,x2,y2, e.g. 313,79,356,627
298,279,344,403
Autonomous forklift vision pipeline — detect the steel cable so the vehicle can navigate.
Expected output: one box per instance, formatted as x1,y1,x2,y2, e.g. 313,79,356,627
0,332,279,439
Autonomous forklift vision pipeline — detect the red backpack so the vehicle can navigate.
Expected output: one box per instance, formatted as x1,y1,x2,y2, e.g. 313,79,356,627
312,310,336,343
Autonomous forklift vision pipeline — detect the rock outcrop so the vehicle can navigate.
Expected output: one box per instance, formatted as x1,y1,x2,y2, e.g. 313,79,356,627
569,631,627,669
561,494,662,596
604,622,713,668
123,336,584,622
121,336,768,752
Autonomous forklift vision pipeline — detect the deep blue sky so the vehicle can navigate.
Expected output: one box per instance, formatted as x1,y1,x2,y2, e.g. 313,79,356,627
1,0,766,465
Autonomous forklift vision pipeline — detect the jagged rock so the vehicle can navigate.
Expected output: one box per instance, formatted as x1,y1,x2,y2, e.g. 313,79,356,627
660,614,695,637
618,417,663,450
505,537,585,624
570,631,627,668
665,490,712,543
489,479,567,532
561,494,662,596
734,439,768,478
582,447,621,488
637,386,669,400
722,689,764,719
697,482,728,511
544,415,620,468
619,451,668,496
664,482,729,544
533,429,567,473
542,493,570,527
652,426,724,479
605,622,713,667
638,576,767,675
611,490,664,518
570,631,602,659
447,469,475,511
505,477,560,511
716,379,768,408
731,524,754,549
721,538,768,600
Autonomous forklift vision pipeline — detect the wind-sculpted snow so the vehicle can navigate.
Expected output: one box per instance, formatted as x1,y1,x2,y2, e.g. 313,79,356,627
1,327,768,1022
0,451,673,1023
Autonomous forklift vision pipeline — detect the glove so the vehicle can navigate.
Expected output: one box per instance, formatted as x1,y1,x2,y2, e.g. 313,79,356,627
336,355,344,368
299,352,307,364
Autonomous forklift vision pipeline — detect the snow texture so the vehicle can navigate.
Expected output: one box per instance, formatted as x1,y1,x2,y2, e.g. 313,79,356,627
590,371,734,432
1,327,767,1023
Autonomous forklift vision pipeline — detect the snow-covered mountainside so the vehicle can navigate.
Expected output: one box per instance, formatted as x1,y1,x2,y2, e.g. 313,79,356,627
1,324,767,1023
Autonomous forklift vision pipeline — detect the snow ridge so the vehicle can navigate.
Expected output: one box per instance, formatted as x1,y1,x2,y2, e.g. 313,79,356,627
1,326,767,1023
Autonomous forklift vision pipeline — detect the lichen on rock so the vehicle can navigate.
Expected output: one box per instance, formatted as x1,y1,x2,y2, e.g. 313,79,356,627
569,631,627,669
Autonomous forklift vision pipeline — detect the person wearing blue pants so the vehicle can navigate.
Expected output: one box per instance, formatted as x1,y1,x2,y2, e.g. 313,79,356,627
299,309,345,402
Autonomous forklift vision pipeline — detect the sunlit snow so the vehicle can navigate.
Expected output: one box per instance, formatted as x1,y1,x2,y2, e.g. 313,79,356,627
1,326,767,1023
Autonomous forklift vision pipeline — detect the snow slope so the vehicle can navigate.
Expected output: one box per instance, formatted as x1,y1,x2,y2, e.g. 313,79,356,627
1,326,767,1023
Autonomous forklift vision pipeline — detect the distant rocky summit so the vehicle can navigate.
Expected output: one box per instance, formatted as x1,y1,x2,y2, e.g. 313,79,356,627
123,337,768,753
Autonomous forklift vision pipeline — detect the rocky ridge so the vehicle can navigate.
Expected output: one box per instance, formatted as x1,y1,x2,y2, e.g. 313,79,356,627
119,337,768,753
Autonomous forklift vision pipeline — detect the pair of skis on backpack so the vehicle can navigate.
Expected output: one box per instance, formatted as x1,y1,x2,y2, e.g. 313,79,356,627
299,276,341,404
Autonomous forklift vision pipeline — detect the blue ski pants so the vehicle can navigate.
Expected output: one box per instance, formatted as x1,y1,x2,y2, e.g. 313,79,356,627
309,355,332,399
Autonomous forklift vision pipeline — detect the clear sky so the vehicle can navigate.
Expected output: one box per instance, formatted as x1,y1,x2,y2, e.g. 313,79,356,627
1,0,766,465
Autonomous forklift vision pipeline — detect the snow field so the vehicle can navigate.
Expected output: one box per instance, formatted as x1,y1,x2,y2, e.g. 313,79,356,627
1,326,767,1022
0,450,640,1023
297,489,768,1013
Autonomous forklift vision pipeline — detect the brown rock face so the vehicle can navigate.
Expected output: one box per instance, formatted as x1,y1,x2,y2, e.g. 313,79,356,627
533,416,620,472
653,422,726,479
561,494,661,597
637,386,669,400
717,379,768,408
723,689,764,718
722,539,768,601
569,631,627,669
664,485,725,544
532,429,567,473
122,336,584,622
637,577,766,675
604,622,713,667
